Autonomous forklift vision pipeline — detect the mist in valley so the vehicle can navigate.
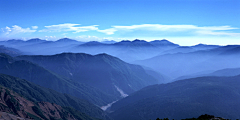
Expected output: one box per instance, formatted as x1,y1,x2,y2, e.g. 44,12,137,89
1,0,240,119
1,38,240,119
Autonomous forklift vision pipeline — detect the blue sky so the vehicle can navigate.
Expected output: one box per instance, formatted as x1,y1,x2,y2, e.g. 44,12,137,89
0,0,239,45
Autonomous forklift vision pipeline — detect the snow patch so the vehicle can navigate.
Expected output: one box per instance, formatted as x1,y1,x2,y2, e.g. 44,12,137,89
114,85,128,98
101,101,117,111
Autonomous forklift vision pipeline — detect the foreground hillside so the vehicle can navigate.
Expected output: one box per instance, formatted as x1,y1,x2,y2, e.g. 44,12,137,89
0,73,111,120
0,83,99,120
110,75,240,120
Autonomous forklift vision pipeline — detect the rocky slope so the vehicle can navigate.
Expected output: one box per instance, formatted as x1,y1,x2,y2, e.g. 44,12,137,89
0,85,98,120
0,73,111,120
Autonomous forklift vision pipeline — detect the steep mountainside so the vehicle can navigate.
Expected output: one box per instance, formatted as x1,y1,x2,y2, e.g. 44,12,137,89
17,53,160,99
0,84,99,120
0,73,111,120
0,53,115,106
110,75,240,120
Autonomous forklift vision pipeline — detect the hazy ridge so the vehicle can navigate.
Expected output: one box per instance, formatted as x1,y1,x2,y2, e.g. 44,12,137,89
0,38,240,119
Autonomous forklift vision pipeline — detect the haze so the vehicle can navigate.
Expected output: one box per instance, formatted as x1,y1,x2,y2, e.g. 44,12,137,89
0,0,240,120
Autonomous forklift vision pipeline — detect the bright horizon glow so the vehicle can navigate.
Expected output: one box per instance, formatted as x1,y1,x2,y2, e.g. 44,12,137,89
0,0,239,46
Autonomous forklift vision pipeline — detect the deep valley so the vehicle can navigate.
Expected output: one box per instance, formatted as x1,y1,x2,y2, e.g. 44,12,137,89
0,38,240,119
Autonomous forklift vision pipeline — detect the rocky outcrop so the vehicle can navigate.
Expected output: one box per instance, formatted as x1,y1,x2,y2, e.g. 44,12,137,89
0,112,32,120
0,86,96,120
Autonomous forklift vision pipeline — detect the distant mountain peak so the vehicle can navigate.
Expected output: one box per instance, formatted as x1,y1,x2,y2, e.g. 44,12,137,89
193,43,213,47
95,53,109,56
27,38,46,42
132,39,148,43
56,38,77,42
118,40,131,43
196,43,206,46
114,39,153,47
6,39,24,43
80,41,106,46
101,40,117,44
191,43,220,50
150,39,179,46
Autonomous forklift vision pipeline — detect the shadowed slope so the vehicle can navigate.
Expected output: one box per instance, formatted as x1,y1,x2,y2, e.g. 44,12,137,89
0,73,112,120
0,53,115,106
17,53,160,99
110,75,240,120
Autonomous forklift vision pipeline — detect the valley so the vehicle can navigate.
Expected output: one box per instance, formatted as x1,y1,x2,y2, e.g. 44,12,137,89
0,38,240,119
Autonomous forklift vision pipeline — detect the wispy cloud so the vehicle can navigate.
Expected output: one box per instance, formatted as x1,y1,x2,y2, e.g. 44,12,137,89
1,25,36,36
75,35,102,41
1,24,239,41
196,30,240,36
98,24,240,37
32,26,38,29
97,28,117,35
39,23,99,33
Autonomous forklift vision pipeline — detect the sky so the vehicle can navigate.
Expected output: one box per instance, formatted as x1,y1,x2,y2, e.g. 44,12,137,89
0,0,239,45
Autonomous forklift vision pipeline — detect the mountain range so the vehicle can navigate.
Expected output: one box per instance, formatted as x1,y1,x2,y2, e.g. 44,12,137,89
0,38,240,119
0,38,179,62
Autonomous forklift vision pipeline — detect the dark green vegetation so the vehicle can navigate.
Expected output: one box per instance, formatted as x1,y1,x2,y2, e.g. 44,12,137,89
110,75,240,120
17,52,160,98
0,53,115,106
0,73,111,120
